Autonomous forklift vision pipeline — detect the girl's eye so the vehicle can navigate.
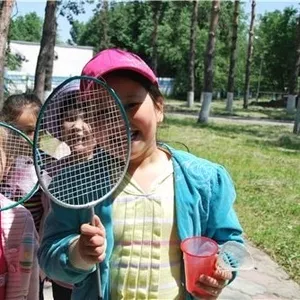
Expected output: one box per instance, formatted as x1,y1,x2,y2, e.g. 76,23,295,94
26,130,35,136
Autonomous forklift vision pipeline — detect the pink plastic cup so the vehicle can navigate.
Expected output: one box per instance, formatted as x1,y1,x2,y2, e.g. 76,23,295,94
180,236,219,296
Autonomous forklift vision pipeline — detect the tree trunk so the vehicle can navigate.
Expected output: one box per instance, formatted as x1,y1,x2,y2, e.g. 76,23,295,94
44,37,56,100
44,8,58,101
293,94,300,134
99,0,110,50
150,2,166,74
187,0,198,108
288,15,300,114
34,0,58,102
226,0,240,113
150,2,162,74
0,0,15,107
243,0,256,109
198,0,220,123
255,56,263,101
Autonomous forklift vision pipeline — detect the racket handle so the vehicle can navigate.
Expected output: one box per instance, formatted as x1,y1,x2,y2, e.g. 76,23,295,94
95,265,103,300
90,206,103,300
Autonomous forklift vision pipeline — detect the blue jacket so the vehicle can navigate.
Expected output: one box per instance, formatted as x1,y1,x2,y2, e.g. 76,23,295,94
38,146,243,300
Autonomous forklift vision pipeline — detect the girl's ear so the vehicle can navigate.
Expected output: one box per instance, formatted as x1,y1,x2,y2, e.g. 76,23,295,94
155,97,164,123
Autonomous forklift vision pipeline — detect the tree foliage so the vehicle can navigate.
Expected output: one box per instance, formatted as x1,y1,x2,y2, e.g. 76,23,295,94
68,1,250,99
34,0,58,101
6,12,43,72
253,7,298,92
0,0,15,105
7,1,298,101
9,12,43,42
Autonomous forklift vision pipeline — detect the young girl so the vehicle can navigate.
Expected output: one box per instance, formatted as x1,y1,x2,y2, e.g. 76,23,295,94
38,49,244,300
1,94,46,234
1,93,73,300
45,85,98,300
47,85,96,163
0,126,39,300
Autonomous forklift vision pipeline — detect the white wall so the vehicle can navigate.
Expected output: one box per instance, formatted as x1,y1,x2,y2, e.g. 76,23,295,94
6,41,175,96
9,41,94,77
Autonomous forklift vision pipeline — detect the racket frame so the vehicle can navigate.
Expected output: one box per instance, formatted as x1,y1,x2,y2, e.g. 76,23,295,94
0,121,39,211
33,75,131,209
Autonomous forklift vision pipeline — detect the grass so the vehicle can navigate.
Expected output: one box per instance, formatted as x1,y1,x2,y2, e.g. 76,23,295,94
158,115,300,284
165,98,296,121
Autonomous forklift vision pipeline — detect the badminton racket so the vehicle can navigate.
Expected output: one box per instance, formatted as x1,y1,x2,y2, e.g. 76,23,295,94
0,122,39,211
33,76,131,300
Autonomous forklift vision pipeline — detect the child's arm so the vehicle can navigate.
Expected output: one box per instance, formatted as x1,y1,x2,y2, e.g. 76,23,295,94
205,165,243,245
4,205,39,300
38,200,100,284
21,211,39,300
194,165,243,298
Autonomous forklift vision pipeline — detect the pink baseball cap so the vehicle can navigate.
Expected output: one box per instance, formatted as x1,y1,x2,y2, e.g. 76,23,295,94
81,48,158,85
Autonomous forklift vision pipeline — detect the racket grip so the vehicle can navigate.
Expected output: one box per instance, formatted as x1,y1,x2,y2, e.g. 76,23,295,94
90,207,103,300
96,265,103,300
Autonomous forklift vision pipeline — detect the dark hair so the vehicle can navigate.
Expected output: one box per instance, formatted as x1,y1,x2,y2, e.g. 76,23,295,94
103,70,164,110
2,93,42,123
60,93,87,122
44,89,88,139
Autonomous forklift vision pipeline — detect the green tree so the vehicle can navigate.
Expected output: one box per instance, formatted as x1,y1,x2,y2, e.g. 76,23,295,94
187,0,199,107
254,7,298,94
97,0,110,50
69,1,248,99
34,0,58,101
226,0,240,113
9,12,43,42
0,0,15,105
6,12,43,73
293,15,300,133
149,1,167,73
243,0,256,109
198,0,221,123
69,19,86,45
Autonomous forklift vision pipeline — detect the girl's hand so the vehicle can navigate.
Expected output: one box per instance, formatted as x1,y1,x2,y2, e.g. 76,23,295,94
193,268,232,300
77,215,106,265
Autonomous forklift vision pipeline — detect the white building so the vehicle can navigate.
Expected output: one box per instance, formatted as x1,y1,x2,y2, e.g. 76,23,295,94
6,40,94,93
5,40,174,96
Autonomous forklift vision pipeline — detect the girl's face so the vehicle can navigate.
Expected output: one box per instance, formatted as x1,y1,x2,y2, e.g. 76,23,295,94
14,106,37,140
62,115,96,159
105,75,163,163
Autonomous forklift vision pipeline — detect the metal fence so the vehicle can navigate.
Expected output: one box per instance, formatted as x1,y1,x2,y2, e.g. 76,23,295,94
4,73,174,97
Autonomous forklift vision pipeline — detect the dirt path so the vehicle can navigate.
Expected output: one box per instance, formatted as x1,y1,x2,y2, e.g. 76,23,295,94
167,111,294,127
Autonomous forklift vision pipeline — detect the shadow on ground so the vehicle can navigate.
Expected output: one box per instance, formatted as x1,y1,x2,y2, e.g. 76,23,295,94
162,117,300,152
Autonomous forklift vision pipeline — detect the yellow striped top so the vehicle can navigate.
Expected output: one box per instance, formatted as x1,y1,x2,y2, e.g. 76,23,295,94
110,159,183,299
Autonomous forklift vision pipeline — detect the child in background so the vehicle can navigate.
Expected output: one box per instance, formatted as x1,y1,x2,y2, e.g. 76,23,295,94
43,85,97,300
46,85,96,164
1,93,75,300
0,126,39,300
1,94,49,300
2,94,46,232
2,94,41,140
38,49,244,300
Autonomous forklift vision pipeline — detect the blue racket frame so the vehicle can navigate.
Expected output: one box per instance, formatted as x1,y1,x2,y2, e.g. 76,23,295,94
0,122,39,211
33,75,131,209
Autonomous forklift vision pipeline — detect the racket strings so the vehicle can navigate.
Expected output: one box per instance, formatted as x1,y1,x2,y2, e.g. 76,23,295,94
36,78,130,207
0,125,37,208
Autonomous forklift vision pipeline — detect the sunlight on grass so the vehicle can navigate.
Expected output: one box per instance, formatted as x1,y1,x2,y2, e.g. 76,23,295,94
165,99,296,121
159,115,300,283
